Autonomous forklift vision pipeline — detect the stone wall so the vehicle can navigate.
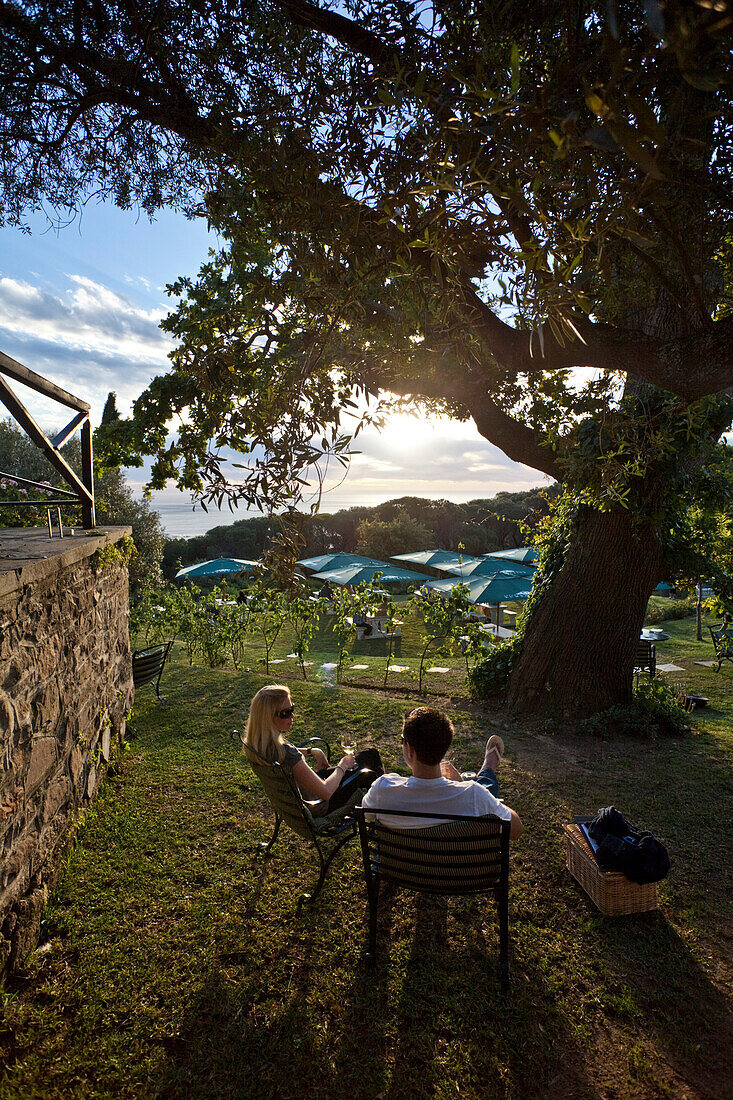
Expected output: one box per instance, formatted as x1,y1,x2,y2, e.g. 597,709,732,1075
0,527,134,976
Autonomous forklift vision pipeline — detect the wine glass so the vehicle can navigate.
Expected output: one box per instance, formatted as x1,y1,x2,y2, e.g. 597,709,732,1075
341,736,357,766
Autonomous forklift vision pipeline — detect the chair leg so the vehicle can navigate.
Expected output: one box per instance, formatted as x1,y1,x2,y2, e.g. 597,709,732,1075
259,814,282,856
297,831,354,910
497,886,510,992
364,876,380,966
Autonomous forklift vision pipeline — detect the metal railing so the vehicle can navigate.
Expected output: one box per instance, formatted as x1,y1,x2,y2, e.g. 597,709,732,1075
0,351,96,528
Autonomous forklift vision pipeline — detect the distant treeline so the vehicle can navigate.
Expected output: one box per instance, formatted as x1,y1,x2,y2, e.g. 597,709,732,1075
162,488,558,579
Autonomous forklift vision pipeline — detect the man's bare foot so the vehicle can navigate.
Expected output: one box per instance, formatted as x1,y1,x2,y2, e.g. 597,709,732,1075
481,734,505,772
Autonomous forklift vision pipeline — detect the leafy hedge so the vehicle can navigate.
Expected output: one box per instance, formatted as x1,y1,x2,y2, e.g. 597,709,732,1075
468,635,523,701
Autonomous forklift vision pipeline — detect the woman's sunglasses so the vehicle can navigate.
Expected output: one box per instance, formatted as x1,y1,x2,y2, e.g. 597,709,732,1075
275,705,296,719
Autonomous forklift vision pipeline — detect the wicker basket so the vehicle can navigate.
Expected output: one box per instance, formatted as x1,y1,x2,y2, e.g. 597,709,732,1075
563,824,659,916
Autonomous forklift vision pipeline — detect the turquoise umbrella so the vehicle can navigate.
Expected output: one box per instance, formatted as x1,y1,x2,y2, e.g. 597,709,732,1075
392,549,481,569
484,547,539,564
429,555,485,578
297,552,375,574
313,562,432,586
175,557,260,579
425,570,533,612
455,558,535,579
462,571,534,605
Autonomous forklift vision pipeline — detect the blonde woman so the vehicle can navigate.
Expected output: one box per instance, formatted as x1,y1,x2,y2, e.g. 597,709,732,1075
243,684,383,813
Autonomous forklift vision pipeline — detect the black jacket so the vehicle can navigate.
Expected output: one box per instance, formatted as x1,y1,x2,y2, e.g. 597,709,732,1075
587,806,671,885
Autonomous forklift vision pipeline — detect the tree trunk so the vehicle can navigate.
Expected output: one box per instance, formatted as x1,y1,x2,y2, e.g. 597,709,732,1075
696,581,703,642
507,504,664,718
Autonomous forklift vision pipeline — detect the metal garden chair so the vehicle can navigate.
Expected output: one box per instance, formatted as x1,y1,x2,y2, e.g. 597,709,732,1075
633,640,656,684
355,807,511,990
247,737,362,909
709,624,733,672
132,640,173,701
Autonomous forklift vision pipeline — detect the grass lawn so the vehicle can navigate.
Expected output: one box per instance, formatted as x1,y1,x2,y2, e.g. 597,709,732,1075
1,614,732,1099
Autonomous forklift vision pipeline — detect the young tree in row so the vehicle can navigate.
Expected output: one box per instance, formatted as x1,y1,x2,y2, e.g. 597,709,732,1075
2,2,732,715
412,585,475,694
285,593,325,680
330,585,359,685
248,583,285,676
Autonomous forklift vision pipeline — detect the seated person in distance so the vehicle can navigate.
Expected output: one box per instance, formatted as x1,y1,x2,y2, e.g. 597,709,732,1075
362,706,523,840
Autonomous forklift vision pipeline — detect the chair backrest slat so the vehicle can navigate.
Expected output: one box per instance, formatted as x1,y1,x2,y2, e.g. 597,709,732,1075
249,758,315,841
132,642,172,688
365,815,507,895
634,640,655,678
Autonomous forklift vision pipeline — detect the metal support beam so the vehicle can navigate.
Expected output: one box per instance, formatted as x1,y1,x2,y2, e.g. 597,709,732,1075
80,418,96,528
0,470,77,497
52,410,89,450
0,376,92,504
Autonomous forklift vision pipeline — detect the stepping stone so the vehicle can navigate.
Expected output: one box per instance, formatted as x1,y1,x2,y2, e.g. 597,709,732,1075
695,660,717,667
426,666,450,673
389,665,410,673
657,662,685,672
321,662,338,669
350,664,369,670
270,658,285,664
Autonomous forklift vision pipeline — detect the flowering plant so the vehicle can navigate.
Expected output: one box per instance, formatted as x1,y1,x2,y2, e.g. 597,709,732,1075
0,477,59,528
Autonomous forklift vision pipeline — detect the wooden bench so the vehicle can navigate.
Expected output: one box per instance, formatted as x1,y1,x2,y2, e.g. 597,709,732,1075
132,640,173,701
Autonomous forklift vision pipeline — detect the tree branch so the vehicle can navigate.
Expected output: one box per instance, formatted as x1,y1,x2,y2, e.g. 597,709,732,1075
370,362,562,479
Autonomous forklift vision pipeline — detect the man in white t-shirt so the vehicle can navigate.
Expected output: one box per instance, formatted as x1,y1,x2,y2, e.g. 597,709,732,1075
361,706,524,840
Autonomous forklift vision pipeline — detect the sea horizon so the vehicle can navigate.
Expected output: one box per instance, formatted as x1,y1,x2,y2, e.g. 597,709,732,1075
152,501,246,539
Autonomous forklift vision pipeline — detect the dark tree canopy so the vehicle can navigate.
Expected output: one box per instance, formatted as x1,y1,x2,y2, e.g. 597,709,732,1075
2,0,732,714
1,1,731,507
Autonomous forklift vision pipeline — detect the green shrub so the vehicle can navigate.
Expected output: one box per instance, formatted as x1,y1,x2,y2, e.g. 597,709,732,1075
578,678,689,739
645,597,696,624
468,635,523,701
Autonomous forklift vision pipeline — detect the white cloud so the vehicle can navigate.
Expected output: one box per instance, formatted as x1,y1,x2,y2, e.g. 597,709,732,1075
0,270,553,530
0,273,173,423
0,275,170,364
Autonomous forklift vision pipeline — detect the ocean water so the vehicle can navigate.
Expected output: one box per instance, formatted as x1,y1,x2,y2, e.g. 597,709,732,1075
153,502,248,539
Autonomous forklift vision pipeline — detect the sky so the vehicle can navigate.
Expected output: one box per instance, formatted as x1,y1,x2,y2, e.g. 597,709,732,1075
0,202,552,535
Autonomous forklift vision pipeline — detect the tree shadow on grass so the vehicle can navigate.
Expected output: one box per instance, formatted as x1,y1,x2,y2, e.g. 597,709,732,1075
584,907,733,1100
156,881,606,1100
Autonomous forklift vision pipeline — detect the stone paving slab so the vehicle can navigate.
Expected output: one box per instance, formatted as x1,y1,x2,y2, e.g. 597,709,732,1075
657,662,686,672
427,666,450,673
695,660,718,667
